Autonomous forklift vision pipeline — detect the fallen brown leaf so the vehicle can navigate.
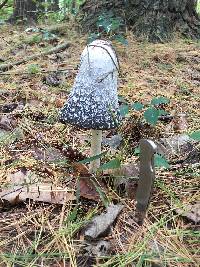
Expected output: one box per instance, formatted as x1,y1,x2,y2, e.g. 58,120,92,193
79,178,101,201
72,162,90,177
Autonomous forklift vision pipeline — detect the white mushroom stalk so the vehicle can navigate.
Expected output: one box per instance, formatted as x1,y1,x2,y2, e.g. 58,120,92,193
59,39,121,173
89,129,103,172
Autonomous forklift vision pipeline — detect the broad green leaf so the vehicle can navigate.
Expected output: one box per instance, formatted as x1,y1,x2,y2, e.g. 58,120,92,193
132,102,144,111
154,154,170,169
189,130,200,141
151,97,170,106
99,158,121,170
144,107,159,125
119,104,129,117
78,151,107,164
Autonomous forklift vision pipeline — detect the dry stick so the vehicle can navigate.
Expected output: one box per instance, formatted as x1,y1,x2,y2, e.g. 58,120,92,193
0,67,76,76
0,42,71,72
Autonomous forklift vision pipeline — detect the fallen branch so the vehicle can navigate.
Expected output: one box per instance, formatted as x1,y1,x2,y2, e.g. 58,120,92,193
0,42,71,72
0,67,76,76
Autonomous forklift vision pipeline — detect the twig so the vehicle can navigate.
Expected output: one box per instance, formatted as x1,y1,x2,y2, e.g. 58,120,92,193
0,42,71,72
0,67,76,76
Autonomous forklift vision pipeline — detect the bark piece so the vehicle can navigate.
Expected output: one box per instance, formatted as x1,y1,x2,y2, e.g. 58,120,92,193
85,240,111,256
0,169,75,205
176,202,200,224
79,177,104,202
103,162,139,199
0,115,16,131
102,134,122,149
84,204,123,239
0,103,18,113
43,72,61,86
156,134,196,160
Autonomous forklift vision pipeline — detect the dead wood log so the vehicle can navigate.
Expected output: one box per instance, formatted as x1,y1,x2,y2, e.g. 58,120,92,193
0,42,71,72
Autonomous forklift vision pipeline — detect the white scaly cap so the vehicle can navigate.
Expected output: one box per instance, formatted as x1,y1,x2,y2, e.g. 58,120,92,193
59,39,121,129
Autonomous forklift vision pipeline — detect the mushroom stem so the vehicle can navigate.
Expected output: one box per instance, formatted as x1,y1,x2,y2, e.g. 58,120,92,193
89,129,102,172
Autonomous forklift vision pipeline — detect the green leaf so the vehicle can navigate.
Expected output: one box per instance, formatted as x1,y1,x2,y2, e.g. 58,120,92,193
97,16,111,33
114,35,128,45
99,158,121,170
65,207,78,223
144,107,159,125
27,64,40,74
134,146,140,155
110,18,121,31
132,102,144,111
158,109,168,116
118,95,128,104
119,104,129,117
189,130,200,141
154,154,170,169
78,151,107,164
151,97,170,106
91,180,110,207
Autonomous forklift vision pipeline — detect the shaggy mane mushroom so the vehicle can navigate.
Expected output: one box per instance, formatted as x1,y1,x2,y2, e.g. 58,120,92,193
60,39,121,172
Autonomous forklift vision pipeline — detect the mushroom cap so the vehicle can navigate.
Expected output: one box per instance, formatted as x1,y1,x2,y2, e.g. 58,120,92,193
59,39,121,130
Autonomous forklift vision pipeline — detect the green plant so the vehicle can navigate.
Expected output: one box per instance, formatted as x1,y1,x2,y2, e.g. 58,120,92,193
59,0,85,21
25,28,57,45
88,11,127,45
154,154,170,169
25,34,42,45
0,0,13,20
134,146,169,169
189,130,200,141
27,64,40,75
120,96,169,126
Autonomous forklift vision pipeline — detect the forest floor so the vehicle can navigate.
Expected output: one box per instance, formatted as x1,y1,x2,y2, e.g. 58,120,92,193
0,22,199,267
